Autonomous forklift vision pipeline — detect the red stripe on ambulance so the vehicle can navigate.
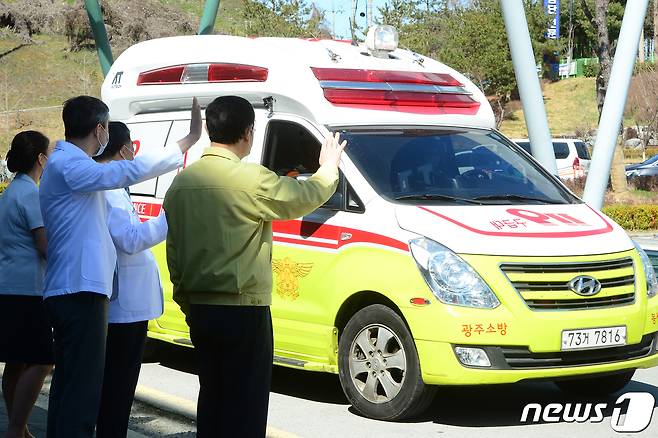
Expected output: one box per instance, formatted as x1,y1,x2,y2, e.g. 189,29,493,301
130,203,408,252
418,206,613,238
133,201,162,219
273,220,408,252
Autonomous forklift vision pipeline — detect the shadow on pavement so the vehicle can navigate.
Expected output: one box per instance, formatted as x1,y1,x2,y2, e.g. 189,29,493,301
270,366,348,405
417,379,658,427
150,341,658,427
153,343,198,375
152,342,349,405
0,390,48,438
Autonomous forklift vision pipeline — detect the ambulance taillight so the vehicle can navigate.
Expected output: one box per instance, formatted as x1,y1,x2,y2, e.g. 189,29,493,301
137,63,268,85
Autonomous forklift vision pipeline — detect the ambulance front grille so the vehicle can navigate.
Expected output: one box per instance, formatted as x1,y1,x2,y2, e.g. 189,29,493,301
500,333,656,368
500,257,636,311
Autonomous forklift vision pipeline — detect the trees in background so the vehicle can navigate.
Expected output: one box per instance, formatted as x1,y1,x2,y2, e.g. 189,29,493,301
380,0,554,127
239,0,329,38
627,69,658,163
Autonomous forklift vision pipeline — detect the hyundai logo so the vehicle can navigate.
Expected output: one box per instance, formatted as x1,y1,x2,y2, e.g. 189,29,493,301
568,275,602,296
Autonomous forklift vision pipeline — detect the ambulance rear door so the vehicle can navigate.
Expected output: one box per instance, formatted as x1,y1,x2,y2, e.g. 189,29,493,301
125,120,173,196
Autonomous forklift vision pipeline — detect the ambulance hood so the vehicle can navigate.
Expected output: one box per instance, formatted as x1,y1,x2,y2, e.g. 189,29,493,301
394,203,634,257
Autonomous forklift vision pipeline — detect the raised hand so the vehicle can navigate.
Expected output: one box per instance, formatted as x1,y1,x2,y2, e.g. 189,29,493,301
176,97,202,153
319,132,347,168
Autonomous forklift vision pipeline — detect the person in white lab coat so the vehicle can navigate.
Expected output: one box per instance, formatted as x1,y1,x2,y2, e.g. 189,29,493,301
39,96,201,438
93,122,169,438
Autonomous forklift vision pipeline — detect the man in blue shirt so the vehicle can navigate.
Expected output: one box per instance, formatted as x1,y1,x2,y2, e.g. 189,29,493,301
39,96,201,438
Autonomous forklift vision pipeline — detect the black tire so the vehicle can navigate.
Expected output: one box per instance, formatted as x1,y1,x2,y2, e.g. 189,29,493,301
338,304,436,421
555,370,635,396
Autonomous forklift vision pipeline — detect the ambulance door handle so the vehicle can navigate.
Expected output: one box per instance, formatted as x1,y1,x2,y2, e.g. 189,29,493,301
340,232,352,241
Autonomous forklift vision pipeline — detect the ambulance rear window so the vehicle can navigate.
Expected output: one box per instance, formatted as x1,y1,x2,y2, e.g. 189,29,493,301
340,127,577,205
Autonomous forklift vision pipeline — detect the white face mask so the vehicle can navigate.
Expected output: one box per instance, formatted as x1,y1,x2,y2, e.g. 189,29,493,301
93,124,109,157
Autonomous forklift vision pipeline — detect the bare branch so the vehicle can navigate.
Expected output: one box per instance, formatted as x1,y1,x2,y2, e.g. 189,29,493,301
580,0,596,29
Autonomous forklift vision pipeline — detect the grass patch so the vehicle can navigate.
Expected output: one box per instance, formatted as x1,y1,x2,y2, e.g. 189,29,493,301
0,34,103,157
500,77,600,138
631,190,657,199
160,0,244,33
498,77,639,138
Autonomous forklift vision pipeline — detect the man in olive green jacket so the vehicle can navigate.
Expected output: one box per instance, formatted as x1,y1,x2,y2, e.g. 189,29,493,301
163,96,345,438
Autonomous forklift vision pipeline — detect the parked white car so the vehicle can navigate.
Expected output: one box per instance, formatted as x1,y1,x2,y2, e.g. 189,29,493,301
511,138,591,180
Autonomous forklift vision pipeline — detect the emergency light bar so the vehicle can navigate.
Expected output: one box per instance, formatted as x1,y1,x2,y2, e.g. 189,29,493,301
365,25,399,57
137,63,268,85
311,68,479,109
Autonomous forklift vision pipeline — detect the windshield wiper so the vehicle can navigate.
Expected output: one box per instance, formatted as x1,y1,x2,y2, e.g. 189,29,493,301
394,194,483,205
472,194,565,204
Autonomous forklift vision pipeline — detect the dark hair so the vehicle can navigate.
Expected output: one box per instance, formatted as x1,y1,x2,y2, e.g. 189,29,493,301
205,96,255,144
94,122,131,162
62,95,109,139
6,130,50,174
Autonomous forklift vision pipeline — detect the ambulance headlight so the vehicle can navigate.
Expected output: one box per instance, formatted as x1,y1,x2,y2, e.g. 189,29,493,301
634,241,658,298
366,25,399,56
409,238,500,309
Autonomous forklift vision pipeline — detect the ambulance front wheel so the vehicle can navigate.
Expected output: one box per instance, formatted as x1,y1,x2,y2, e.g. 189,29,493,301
338,304,436,421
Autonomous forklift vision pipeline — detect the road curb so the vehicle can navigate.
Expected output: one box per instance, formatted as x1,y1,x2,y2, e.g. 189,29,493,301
134,384,301,438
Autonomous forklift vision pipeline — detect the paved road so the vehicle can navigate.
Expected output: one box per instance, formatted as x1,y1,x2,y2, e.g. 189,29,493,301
137,342,658,438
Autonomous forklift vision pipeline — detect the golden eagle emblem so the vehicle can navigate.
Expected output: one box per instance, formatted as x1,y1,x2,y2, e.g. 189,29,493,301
272,257,314,300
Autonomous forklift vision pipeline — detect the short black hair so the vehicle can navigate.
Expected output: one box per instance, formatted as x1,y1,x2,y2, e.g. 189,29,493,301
62,95,110,139
6,130,50,174
95,122,131,162
205,96,255,145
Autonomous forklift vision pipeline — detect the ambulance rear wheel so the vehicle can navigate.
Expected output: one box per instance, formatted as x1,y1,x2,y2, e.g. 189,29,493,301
554,370,635,396
338,304,435,420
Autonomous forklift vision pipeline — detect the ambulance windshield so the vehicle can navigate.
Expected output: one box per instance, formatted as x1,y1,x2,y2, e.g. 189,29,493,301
340,127,578,205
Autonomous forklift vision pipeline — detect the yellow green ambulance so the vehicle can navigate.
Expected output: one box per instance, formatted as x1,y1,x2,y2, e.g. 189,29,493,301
101,26,658,420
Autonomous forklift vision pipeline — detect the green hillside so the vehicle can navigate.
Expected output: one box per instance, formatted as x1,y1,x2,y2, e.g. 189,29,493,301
0,0,243,155
0,34,105,156
499,77,600,139
160,0,243,31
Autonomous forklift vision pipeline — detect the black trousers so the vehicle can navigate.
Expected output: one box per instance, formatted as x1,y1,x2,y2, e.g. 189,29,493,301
189,305,273,438
45,292,109,438
96,320,148,438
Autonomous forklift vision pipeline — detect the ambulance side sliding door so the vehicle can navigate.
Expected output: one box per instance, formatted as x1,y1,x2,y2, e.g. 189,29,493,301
263,117,344,362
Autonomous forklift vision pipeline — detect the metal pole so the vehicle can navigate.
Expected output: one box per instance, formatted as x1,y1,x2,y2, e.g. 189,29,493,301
367,0,373,28
501,0,558,175
583,0,650,208
198,0,221,35
84,0,113,77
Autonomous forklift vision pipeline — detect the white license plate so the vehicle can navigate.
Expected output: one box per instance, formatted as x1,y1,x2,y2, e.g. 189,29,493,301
561,326,627,351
